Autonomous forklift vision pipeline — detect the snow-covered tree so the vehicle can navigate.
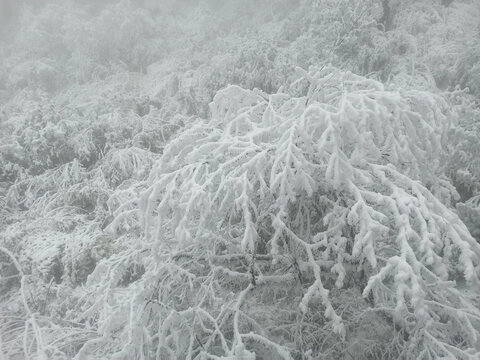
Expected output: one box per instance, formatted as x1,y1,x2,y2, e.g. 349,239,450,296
86,67,480,359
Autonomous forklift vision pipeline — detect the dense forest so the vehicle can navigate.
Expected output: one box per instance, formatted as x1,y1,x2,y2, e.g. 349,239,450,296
1,0,480,359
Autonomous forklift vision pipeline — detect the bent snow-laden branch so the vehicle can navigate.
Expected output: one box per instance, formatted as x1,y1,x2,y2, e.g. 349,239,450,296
98,67,480,359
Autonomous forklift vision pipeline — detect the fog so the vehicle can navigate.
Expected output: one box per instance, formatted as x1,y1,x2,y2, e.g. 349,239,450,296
1,1,480,359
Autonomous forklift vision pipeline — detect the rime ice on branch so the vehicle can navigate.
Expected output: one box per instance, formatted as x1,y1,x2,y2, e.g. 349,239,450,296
103,67,480,359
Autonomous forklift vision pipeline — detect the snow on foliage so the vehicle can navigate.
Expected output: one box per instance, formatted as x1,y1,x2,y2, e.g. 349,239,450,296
94,67,480,359
1,1,480,359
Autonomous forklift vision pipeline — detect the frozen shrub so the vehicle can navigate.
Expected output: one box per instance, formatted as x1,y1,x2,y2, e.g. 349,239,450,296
97,68,480,359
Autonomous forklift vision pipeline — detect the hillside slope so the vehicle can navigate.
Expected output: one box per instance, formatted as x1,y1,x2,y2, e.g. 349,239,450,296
1,1,480,359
